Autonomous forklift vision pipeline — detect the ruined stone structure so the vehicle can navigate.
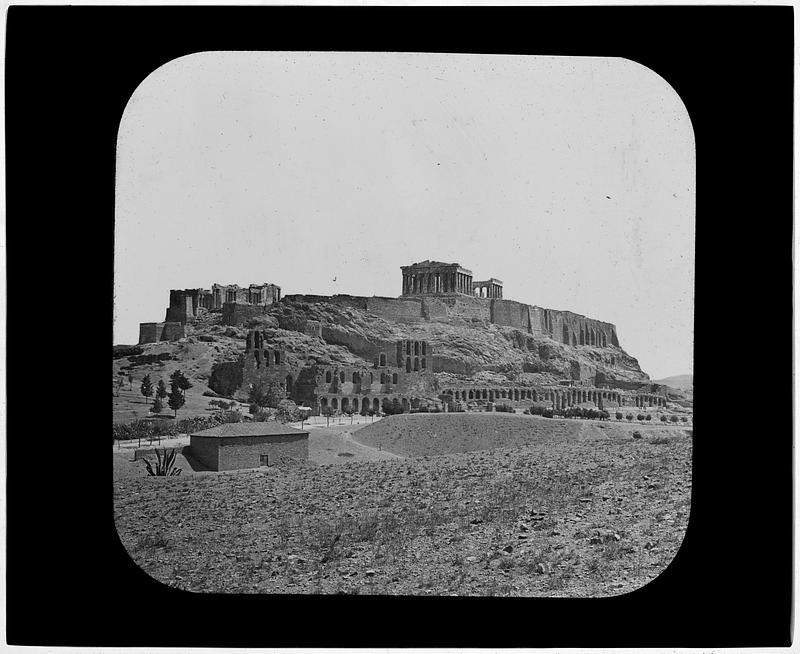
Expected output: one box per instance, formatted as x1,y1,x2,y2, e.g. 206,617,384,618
472,278,503,299
138,321,185,344
164,283,281,325
212,283,281,308
401,261,475,296
439,384,666,411
241,330,438,415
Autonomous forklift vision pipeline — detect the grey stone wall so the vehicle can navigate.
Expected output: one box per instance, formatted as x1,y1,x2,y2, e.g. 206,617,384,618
217,434,308,470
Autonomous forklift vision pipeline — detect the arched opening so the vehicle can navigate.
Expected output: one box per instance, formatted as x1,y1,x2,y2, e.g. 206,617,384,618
361,397,370,414
379,353,386,367
274,351,280,365
392,373,398,384
353,372,359,384
341,397,350,412
339,371,345,383
421,358,426,369
414,357,420,371
263,351,270,367
373,398,380,412
402,397,409,411
320,397,328,409
285,375,293,397
563,325,570,344
380,373,386,384
414,341,420,356
468,390,474,399
392,398,401,412
421,342,427,355
406,341,411,355
331,398,338,410
482,389,488,399
406,357,411,373
580,328,585,345
325,371,332,383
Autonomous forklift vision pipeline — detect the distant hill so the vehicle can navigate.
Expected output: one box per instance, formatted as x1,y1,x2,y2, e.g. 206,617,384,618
652,374,693,391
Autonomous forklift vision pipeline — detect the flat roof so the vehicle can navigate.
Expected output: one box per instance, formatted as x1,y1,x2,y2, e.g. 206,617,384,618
191,422,309,438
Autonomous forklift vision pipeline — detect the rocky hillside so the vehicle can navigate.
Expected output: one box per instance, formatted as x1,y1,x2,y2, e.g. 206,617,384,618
114,297,679,422
267,298,648,385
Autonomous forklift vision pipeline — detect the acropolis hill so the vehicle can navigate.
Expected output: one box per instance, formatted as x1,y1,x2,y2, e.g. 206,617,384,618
124,260,685,415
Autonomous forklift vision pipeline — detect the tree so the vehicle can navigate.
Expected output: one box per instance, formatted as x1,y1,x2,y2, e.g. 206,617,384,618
114,376,124,397
249,381,285,409
128,373,134,391
670,415,679,423
156,379,168,403
152,396,163,414
321,405,333,427
170,369,193,393
140,374,153,405
168,379,185,417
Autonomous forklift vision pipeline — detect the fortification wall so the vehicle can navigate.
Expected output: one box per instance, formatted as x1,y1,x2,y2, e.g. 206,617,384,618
138,322,185,344
528,306,618,347
490,299,532,332
222,302,267,326
365,297,424,322
421,297,449,321
442,296,491,323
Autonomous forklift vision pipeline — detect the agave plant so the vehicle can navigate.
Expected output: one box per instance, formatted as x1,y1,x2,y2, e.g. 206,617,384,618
141,448,182,476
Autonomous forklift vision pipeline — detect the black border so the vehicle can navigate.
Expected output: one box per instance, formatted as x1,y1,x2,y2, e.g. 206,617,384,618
6,5,793,647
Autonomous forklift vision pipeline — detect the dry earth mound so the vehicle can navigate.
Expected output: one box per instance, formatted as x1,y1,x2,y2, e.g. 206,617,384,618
352,413,586,457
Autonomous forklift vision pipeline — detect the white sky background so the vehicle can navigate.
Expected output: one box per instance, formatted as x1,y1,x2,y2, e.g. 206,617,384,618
115,52,694,380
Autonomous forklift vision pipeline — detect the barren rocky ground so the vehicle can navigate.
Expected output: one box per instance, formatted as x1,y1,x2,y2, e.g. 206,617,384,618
114,414,691,597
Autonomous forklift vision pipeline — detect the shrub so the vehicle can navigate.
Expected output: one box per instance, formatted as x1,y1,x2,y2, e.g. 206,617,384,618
615,411,623,421
632,431,642,440
636,413,645,422
140,448,182,476
660,415,668,422
626,413,634,421
113,345,143,360
202,389,221,398
681,416,689,423
208,359,244,397
645,414,652,421
670,415,680,423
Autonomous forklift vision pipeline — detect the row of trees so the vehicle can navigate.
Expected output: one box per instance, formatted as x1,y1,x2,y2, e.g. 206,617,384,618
139,370,193,417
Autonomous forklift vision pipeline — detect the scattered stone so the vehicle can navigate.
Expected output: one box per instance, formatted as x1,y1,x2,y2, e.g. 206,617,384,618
365,569,376,577
535,562,551,574
502,545,514,553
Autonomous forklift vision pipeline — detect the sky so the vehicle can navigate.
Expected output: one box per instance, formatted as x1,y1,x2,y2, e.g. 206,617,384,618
115,52,695,380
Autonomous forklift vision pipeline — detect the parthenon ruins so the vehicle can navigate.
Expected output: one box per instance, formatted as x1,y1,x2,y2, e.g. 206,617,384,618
401,260,504,298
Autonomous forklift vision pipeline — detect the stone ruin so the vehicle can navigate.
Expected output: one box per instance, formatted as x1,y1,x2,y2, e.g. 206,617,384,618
135,259,668,411
138,281,281,343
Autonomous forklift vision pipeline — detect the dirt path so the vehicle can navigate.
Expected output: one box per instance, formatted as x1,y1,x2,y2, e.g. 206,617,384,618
343,426,403,459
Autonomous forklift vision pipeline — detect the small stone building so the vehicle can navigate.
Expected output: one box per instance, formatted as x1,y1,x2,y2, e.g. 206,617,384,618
189,422,309,471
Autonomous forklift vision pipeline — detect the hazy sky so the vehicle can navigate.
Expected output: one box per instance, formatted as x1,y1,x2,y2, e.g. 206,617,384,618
115,52,694,379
